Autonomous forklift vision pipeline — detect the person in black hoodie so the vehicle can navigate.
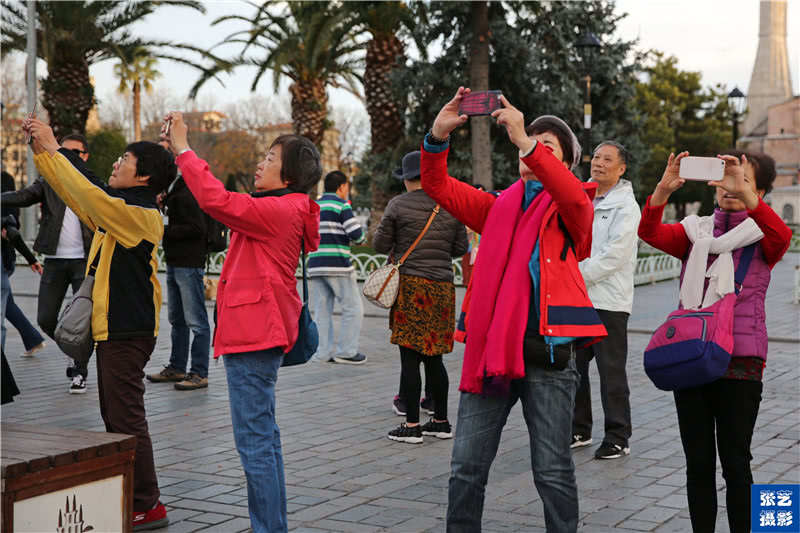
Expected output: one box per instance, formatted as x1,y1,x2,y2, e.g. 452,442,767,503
146,168,211,390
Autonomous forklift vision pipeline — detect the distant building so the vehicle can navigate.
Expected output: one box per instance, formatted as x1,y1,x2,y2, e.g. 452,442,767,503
742,0,793,138
738,0,798,224
1,117,29,188
183,110,227,133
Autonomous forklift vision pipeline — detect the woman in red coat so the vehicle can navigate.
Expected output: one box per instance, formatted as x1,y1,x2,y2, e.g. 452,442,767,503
422,88,605,532
162,113,321,533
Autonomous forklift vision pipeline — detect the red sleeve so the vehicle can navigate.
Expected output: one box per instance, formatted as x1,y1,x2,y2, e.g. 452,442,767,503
637,195,690,259
748,197,792,268
520,143,594,258
420,146,496,234
177,151,291,241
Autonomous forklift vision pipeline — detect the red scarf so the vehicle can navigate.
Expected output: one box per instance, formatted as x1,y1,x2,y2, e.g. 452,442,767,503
460,179,552,394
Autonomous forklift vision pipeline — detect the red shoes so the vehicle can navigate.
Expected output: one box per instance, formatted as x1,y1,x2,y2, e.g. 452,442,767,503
132,501,169,531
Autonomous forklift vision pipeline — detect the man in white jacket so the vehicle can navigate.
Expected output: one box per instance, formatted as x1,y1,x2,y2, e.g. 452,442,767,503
572,141,641,459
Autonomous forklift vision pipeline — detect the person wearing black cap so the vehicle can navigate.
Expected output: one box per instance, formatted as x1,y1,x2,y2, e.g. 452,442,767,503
374,151,468,444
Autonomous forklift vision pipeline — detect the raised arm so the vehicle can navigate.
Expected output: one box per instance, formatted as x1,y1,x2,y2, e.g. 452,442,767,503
176,151,300,241
491,95,594,254
637,152,691,258
420,147,496,233
421,87,497,232
32,149,165,245
747,198,792,268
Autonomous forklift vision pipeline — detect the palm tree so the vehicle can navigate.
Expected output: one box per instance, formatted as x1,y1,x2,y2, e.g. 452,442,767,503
114,47,160,141
192,1,363,146
1,0,220,139
342,1,417,235
348,1,415,156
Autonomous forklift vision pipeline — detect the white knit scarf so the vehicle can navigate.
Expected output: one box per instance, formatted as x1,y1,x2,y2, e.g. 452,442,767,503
679,214,763,309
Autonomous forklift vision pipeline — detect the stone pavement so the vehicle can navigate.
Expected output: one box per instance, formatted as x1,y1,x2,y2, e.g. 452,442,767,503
2,253,798,532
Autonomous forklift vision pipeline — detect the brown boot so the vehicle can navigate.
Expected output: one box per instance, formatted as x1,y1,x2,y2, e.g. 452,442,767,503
146,366,185,383
174,373,209,391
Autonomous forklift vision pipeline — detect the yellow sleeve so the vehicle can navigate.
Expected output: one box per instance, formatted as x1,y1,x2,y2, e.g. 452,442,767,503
34,151,95,231
33,151,162,248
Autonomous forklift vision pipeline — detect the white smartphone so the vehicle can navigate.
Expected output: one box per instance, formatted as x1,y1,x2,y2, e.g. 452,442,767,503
679,156,725,182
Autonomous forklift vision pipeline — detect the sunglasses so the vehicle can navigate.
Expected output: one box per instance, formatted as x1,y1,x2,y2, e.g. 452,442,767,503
70,148,88,156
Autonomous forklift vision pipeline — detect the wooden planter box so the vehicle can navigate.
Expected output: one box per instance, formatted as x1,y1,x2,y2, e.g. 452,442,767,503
1,423,135,533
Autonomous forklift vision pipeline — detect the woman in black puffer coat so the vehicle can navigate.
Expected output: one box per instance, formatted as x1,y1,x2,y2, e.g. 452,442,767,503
374,151,468,444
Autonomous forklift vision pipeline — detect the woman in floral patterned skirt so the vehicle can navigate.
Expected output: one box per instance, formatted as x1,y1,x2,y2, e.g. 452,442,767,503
374,150,468,444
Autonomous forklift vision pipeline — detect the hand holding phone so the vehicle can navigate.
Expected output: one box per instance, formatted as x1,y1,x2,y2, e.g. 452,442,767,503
679,156,725,182
24,101,38,145
458,90,503,116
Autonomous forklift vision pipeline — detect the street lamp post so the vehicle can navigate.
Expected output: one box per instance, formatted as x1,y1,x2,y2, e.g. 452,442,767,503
575,28,602,179
727,87,747,148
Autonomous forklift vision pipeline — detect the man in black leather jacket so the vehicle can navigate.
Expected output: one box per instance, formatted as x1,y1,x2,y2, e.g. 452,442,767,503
1,134,94,394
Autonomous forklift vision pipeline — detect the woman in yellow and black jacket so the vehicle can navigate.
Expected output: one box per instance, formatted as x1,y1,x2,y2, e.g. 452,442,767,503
26,117,177,531
34,143,165,341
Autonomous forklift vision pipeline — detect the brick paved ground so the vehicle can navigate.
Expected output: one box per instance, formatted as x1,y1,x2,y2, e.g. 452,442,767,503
3,253,798,532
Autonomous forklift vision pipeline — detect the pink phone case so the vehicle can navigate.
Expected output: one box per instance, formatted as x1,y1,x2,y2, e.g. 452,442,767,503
458,91,503,116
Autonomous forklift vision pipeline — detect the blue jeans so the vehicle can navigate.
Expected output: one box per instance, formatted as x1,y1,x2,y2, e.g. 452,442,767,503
309,273,363,362
447,355,580,533
225,348,287,533
6,290,45,351
1,268,10,351
166,266,210,377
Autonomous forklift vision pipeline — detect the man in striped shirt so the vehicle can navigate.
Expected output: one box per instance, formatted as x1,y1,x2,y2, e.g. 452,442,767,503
307,171,367,364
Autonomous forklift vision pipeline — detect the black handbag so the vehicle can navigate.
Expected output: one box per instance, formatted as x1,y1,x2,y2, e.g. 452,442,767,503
281,241,318,367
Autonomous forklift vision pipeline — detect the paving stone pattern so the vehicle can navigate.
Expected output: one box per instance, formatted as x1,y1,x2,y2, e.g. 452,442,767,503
2,253,798,532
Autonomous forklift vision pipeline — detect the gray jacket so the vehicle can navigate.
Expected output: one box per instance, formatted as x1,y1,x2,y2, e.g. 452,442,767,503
1,177,93,256
373,189,468,282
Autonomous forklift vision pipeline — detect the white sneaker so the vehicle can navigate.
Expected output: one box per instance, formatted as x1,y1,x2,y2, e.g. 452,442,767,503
69,375,87,394
21,341,45,357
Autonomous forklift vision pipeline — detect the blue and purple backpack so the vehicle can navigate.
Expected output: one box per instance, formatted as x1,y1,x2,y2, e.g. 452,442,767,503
643,244,756,391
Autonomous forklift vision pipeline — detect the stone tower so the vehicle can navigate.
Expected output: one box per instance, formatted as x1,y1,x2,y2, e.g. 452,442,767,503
743,0,793,136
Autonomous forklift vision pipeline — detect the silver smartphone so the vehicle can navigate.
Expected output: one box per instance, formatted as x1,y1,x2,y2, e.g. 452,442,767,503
679,156,725,182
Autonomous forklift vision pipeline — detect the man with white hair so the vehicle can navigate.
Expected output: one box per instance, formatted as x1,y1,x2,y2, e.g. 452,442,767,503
572,140,641,460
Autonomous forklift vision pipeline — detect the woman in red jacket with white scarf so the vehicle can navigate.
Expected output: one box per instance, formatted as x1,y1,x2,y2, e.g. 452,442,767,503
422,88,606,532
162,113,321,533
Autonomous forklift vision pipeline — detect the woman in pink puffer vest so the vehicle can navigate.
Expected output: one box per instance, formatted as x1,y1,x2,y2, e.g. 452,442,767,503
638,149,792,533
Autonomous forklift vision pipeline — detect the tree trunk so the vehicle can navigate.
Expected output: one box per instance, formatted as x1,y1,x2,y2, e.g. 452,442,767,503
365,33,405,154
40,58,94,140
288,79,327,146
133,79,142,142
364,32,406,240
469,1,492,189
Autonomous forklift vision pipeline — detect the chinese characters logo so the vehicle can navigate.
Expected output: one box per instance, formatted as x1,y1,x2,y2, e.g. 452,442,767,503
753,485,800,533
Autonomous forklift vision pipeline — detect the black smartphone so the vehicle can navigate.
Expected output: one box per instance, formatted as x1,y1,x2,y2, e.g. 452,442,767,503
458,90,503,116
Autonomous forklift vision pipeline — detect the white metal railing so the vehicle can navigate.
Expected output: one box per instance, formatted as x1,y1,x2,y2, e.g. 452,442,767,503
632,254,682,286
22,243,681,287
190,250,678,287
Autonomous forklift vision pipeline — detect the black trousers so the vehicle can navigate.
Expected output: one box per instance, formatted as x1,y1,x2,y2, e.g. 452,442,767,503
573,309,631,446
399,346,448,424
38,258,88,376
674,379,762,533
